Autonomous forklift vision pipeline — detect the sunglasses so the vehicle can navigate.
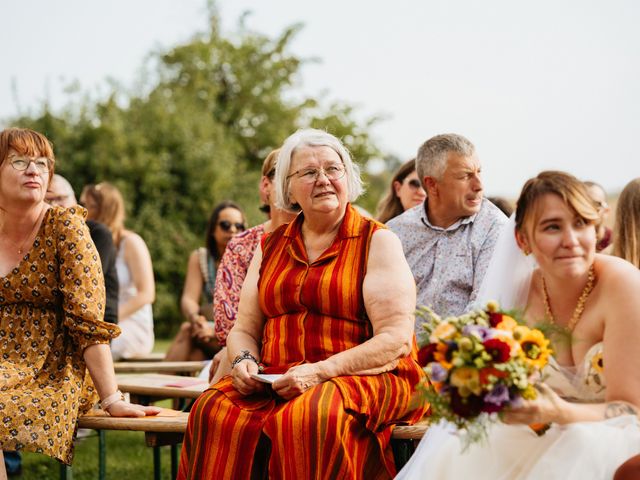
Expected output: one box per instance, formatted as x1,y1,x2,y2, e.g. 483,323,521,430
406,178,423,190
218,220,246,232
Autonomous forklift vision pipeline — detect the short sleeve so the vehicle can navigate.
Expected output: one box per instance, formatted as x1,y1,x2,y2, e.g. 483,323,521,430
54,207,120,350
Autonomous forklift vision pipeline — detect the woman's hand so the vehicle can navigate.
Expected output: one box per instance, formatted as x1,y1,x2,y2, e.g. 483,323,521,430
231,360,265,396
106,401,161,418
502,384,566,425
191,315,212,340
272,363,326,400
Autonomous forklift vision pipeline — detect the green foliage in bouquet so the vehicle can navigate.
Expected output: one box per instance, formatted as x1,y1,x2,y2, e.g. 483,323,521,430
415,301,553,449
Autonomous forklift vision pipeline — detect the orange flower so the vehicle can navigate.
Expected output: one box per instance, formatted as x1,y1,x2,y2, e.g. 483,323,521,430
433,342,453,369
496,315,518,331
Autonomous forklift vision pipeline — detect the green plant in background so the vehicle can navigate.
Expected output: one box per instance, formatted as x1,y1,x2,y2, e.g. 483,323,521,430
7,7,387,338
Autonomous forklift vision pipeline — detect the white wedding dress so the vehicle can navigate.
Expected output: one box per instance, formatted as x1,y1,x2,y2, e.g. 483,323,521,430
397,217,640,479
396,342,640,479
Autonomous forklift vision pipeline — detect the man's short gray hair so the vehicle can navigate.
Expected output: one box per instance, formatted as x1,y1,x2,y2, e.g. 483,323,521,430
274,128,365,212
416,133,475,182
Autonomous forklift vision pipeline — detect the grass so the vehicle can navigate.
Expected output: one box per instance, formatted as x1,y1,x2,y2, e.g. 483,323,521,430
17,338,178,479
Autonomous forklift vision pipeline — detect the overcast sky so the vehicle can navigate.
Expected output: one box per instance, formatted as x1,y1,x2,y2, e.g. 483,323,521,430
2,0,639,197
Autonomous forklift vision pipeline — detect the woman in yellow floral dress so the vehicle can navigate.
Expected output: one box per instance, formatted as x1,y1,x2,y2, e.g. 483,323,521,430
0,128,159,474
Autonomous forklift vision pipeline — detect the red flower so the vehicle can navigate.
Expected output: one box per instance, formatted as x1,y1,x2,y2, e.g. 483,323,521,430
450,389,483,418
417,343,437,366
483,338,511,362
481,402,503,414
488,312,503,327
479,366,508,386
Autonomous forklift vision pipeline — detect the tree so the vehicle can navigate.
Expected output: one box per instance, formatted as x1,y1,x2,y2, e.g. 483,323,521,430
9,10,385,336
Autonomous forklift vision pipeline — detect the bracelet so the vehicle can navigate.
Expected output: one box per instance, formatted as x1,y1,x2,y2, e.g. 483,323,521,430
231,350,264,372
100,390,125,412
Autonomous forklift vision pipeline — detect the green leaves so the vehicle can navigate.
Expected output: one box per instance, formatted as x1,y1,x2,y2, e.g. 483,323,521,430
10,9,382,336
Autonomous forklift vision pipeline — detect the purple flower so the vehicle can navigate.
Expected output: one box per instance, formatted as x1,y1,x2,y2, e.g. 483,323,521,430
462,325,490,341
484,384,510,406
429,362,449,382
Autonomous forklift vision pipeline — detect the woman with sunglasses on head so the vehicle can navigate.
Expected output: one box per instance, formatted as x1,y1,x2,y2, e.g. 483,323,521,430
0,128,159,475
178,129,428,479
165,201,246,362
376,158,427,223
80,182,156,360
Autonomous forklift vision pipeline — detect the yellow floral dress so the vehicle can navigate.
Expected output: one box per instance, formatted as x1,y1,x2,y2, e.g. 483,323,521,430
0,206,120,464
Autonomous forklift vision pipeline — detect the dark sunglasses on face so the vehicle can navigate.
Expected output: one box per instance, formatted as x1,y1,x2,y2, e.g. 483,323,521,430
218,220,246,232
406,178,423,190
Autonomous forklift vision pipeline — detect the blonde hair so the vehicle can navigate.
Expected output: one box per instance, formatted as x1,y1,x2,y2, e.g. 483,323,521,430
82,182,126,246
515,171,599,239
613,178,640,268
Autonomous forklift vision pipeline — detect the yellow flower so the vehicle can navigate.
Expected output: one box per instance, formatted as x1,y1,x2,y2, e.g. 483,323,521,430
496,315,518,331
429,321,457,343
521,384,537,400
433,342,453,369
591,352,604,374
450,367,482,396
486,300,500,312
519,329,552,369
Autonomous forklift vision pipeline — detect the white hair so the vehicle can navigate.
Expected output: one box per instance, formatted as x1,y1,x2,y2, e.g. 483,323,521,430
274,128,365,212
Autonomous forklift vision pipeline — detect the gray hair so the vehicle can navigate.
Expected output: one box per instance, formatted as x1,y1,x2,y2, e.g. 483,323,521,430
274,128,365,212
416,133,475,182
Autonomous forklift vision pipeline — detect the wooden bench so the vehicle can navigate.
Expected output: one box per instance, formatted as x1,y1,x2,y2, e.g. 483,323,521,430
113,361,207,376
60,410,188,480
123,352,166,362
62,411,427,480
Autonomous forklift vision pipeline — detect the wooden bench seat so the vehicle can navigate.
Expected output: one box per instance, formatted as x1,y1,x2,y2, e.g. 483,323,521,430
123,352,166,362
66,411,427,480
113,361,207,376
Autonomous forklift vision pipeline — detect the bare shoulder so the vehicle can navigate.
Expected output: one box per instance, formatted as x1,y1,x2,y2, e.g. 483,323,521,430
121,230,150,255
596,254,640,294
370,228,403,252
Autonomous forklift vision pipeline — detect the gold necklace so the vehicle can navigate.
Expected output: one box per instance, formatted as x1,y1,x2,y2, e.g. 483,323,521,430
541,265,595,331
1,206,46,255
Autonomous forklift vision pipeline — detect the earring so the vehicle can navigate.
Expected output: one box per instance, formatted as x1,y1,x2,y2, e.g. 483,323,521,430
523,248,531,256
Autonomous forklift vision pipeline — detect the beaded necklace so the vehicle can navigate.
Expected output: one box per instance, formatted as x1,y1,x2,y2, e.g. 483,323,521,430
541,265,595,331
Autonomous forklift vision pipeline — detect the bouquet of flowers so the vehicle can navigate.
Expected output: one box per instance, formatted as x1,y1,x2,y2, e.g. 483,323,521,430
416,301,552,448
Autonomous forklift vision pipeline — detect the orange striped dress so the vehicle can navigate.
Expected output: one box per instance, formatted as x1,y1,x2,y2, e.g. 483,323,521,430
178,204,427,479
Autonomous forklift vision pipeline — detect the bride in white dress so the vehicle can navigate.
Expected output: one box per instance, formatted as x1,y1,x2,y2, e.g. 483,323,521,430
397,171,640,480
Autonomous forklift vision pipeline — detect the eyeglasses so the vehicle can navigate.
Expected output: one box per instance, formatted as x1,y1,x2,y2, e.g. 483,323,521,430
9,157,51,173
218,220,245,232
287,164,346,184
406,178,423,190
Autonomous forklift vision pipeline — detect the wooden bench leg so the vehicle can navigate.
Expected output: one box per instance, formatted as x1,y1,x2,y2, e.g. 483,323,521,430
59,462,73,480
391,438,416,471
171,444,179,479
153,447,161,480
98,430,106,480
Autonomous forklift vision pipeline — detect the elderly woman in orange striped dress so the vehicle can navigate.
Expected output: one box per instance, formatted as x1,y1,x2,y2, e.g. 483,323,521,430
178,129,428,480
